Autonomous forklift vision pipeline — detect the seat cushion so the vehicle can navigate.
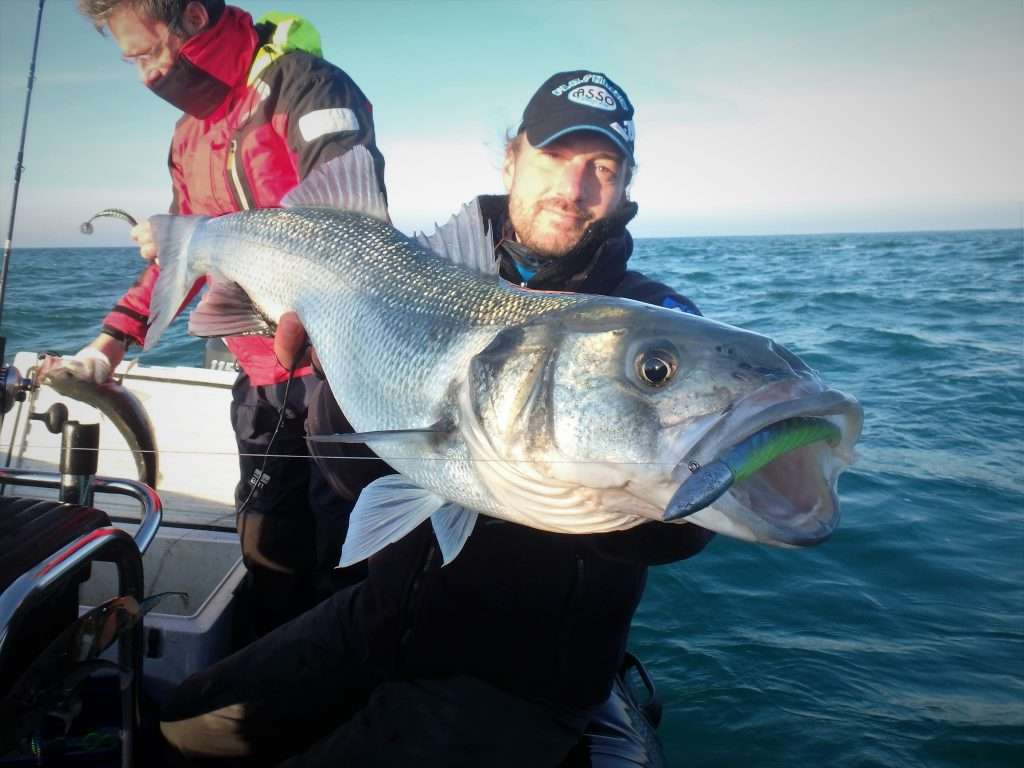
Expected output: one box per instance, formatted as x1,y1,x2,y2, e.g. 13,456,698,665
0,497,111,592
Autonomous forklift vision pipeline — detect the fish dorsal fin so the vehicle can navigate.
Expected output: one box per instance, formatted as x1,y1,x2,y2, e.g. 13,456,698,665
280,146,389,222
188,279,273,338
339,475,448,566
414,198,497,276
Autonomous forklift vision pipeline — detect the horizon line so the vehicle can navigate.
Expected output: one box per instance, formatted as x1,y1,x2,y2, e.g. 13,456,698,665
4,224,1021,251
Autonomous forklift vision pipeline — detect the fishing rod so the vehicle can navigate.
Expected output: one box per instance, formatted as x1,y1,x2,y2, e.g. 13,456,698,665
0,0,47,349
1,0,46,446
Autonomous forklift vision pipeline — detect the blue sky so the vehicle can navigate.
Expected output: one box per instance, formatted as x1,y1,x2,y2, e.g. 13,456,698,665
0,0,1021,247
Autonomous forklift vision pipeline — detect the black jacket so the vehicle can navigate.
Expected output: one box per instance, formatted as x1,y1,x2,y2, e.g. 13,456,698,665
481,194,701,314
309,196,713,713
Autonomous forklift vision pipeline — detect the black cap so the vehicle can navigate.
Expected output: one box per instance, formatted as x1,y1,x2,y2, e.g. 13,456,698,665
518,70,635,162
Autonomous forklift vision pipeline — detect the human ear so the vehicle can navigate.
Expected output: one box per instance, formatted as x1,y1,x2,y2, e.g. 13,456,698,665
501,150,516,192
181,1,210,36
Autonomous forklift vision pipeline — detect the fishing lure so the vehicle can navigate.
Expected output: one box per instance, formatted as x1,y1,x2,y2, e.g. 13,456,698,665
665,416,841,520
79,208,138,235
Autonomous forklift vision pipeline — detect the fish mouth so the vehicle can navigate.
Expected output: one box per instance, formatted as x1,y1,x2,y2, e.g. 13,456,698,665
666,381,863,546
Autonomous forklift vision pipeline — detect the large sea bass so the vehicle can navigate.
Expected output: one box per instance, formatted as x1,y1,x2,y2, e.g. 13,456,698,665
145,148,863,564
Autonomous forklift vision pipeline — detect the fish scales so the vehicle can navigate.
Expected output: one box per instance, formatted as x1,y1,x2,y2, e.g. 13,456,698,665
188,207,588,511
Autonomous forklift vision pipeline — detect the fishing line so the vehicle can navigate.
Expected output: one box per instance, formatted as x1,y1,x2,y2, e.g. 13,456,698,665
142,502,242,599
13,442,684,467
233,342,309,571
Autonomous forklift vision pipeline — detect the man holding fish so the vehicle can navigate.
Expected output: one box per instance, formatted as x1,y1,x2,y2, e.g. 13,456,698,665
146,67,863,765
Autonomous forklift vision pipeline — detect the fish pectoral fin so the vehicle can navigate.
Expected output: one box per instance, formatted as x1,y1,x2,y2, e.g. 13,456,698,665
308,421,452,445
188,279,273,338
280,147,389,222
430,504,478,565
339,476,448,567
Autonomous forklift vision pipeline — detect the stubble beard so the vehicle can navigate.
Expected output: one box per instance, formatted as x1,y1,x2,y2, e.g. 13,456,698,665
508,195,593,258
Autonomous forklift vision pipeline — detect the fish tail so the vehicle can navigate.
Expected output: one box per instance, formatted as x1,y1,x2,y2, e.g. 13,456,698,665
145,215,208,351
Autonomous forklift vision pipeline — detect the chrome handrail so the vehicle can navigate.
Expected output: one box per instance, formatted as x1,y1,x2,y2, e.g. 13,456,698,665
0,525,144,768
0,526,142,649
0,468,162,554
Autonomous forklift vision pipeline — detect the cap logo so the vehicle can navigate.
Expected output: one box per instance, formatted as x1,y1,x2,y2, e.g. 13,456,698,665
611,120,635,143
567,85,617,112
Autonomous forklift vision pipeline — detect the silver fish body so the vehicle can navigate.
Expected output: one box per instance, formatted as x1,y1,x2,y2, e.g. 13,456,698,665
148,205,862,548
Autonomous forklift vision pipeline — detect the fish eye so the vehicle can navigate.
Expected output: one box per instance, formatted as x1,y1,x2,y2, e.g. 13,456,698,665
637,349,677,387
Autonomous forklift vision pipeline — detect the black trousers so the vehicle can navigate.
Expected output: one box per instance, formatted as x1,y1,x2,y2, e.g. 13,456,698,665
229,373,353,642
159,584,587,767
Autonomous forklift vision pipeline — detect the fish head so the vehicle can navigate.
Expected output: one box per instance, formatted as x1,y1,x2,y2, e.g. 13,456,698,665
463,300,862,544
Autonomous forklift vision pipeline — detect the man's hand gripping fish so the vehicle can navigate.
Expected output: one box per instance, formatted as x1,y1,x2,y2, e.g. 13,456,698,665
143,148,863,565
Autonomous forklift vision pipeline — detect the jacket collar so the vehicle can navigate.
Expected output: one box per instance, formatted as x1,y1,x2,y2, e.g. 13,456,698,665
150,6,258,119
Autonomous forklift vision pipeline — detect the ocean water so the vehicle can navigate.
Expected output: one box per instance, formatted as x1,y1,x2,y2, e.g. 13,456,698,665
1,229,1022,766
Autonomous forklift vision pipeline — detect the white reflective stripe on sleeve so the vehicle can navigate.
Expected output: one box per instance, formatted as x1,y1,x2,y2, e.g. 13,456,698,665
298,108,359,142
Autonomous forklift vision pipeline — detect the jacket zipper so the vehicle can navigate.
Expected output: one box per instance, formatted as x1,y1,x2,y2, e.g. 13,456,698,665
227,139,252,211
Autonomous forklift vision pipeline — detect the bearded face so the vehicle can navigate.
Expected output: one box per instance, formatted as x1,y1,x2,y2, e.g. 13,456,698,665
503,133,628,258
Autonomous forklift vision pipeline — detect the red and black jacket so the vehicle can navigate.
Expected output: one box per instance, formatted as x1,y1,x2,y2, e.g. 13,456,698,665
101,6,386,385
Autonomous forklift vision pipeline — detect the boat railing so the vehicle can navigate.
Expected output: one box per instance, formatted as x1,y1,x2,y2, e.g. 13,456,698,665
0,493,146,768
0,523,143,648
0,468,162,555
